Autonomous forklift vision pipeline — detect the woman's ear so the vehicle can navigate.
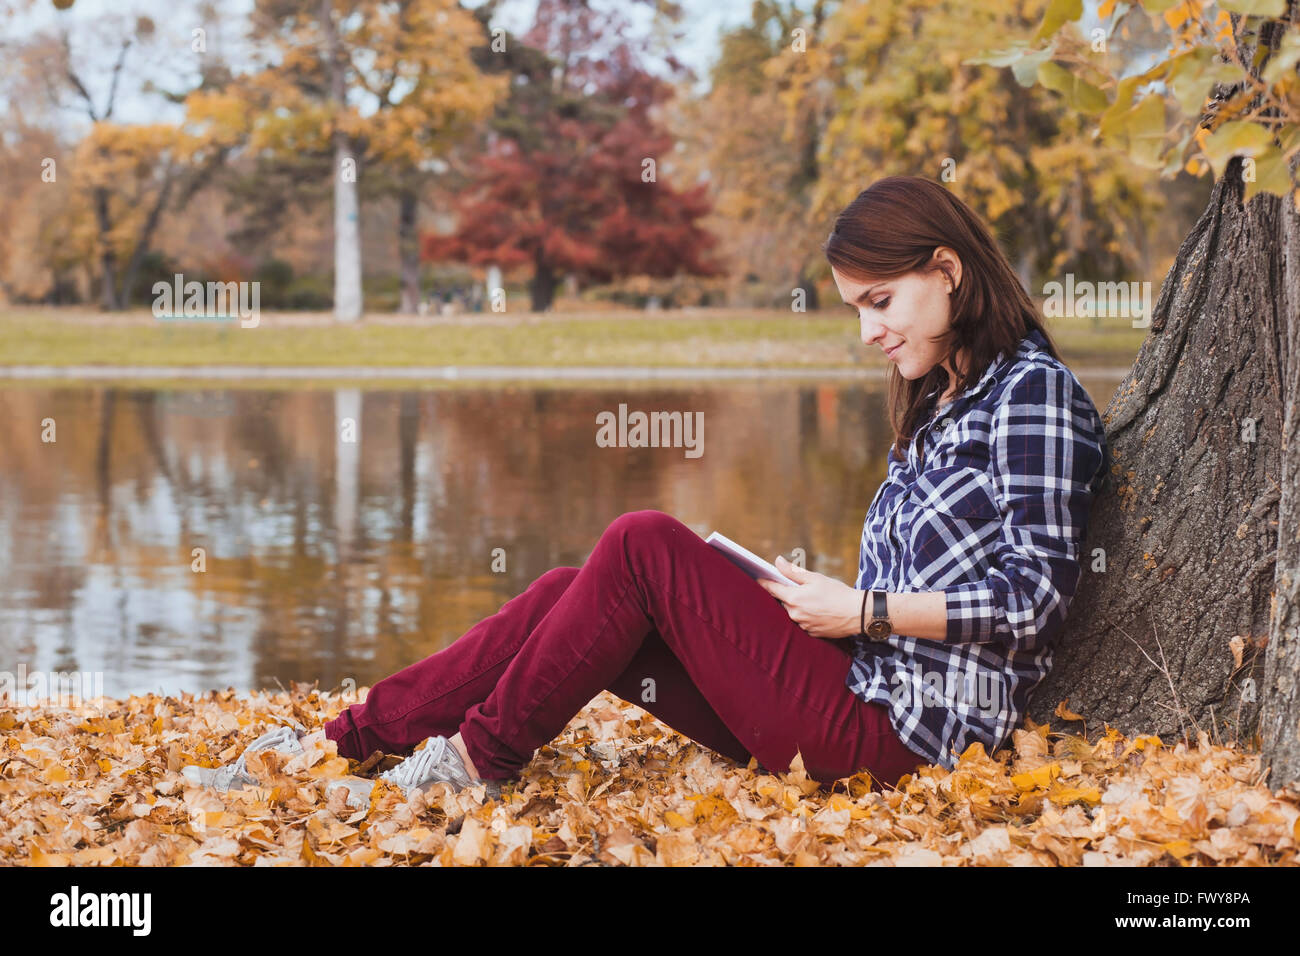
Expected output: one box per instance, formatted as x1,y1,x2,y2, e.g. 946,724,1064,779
932,246,961,292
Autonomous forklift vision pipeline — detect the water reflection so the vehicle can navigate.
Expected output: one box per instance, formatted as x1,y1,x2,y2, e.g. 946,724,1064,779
0,376,1121,698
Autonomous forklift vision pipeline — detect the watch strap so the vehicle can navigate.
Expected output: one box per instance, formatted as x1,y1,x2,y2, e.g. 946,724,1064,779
867,589,892,641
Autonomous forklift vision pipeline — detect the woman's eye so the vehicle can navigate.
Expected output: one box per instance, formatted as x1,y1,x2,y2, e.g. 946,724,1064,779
872,297,890,311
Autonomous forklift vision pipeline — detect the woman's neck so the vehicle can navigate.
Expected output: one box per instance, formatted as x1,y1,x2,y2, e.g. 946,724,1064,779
935,349,968,410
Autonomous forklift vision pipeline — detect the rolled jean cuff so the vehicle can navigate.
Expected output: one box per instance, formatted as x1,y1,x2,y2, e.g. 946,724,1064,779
324,710,363,761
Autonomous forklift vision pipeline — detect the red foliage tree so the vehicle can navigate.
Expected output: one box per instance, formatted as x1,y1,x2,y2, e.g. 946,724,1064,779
421,0,723,311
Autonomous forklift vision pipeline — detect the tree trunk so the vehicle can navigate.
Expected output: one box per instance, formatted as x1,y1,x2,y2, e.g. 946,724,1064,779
118,171,175,308
321,0,363,323
94,186,121,311
530,256,557,312
331,135,364,322
1258,162,1300,793
1027,162,1299,789
398,186,422,314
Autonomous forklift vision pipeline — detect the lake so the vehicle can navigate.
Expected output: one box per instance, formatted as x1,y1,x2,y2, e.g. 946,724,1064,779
0,373,1123,700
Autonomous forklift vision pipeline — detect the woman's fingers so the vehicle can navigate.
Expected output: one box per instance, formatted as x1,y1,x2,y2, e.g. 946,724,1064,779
758,578,795,603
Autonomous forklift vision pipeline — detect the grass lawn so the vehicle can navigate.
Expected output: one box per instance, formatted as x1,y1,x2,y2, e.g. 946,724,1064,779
0,306,1148,370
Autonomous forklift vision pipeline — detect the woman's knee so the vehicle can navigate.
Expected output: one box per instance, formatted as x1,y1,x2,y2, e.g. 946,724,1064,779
536,565,580,589
525,566,580,605
604,509,683,544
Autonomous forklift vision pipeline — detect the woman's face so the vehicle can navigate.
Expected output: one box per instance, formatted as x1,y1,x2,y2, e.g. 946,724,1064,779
831,248,962,381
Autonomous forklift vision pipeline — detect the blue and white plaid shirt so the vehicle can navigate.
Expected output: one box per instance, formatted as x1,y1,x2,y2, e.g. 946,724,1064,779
846,327,1109,771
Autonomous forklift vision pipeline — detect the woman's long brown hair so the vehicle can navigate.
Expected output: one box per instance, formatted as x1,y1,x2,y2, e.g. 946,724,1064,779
822,175,1060,461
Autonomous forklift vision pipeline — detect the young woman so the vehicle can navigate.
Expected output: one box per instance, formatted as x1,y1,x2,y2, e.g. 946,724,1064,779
184,175,1109,804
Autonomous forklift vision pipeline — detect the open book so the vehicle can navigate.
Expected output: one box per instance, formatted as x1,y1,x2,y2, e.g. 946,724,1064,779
705,531,799,587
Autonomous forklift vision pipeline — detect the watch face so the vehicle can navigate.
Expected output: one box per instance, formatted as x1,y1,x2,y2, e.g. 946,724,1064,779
866,619,891,639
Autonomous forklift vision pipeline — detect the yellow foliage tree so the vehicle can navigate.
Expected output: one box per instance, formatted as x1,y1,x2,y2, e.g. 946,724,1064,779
971,0,1300,203
237,0,507,318
8,9,245,310
805,0,1165,293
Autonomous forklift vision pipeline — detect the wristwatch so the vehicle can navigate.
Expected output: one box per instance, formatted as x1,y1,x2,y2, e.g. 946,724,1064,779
863,590,893,641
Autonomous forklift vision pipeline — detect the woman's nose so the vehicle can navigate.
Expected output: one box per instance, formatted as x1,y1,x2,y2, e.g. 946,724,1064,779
860,314,884,346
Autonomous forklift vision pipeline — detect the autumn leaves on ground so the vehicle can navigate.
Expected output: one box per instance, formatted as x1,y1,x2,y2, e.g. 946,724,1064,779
3,685,1298,866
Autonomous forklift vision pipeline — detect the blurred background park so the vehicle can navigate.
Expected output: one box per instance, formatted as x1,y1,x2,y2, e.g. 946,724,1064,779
0,0,1206,700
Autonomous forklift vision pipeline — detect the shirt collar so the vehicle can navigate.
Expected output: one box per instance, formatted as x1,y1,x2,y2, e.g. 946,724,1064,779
925,327,1048,410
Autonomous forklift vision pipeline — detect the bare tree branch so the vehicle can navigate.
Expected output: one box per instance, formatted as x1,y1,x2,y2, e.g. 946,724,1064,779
102,35,133,121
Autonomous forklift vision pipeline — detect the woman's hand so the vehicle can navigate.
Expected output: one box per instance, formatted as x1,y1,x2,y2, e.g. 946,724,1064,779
756,556,861,639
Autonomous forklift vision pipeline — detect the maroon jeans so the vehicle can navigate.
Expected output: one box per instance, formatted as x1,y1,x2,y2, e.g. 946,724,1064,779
324,510,927,791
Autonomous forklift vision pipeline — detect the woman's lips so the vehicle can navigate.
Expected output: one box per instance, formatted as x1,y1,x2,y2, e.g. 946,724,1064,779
885,344,901,359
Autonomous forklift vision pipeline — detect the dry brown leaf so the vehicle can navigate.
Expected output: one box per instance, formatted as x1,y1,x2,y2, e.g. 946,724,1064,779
0,686,1295,867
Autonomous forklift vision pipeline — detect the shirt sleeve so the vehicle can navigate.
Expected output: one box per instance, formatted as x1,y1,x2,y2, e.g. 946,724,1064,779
941,363,1106,652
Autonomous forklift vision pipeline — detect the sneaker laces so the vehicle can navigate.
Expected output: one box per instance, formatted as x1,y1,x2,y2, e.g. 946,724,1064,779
215,725,303,790
381,736,474,791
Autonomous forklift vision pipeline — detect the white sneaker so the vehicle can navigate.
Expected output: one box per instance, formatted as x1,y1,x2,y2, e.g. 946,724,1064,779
322,737,502,808
321,776,377,810
379,736,483,796
182,725,305,793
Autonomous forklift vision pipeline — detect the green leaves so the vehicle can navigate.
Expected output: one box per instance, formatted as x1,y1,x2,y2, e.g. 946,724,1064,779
962,45,1054,88
970,0,1300,202
1261,27,1300,87
1241,145,1295,202
1037,61,1109,113
1199,120,1295,201
1099,93,1168,168
1035,0,1084,42
1217,0,1287,16
1201,120,1275,179
1165,47,1247,117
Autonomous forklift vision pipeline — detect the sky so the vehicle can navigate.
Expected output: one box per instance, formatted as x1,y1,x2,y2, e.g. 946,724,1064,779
4,0,1151,134
2,0,764,128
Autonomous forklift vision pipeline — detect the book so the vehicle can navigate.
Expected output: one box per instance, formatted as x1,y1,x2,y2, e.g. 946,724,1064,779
704,531,799,587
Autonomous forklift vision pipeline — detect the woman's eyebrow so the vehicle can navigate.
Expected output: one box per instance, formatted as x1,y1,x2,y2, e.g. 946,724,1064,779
843,284,884,306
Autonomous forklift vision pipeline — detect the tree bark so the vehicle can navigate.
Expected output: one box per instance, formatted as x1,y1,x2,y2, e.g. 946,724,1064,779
1028,162,1298,788
1027,7,1300,792
1258,157,1300,793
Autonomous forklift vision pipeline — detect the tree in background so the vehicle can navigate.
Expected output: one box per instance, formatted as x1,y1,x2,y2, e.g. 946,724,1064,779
671,0,836,310
240,0,504,321
6,4,238,310
981,0,1300,790
0,41,82,303
678,0,1167,312
421,0,724,312
351,0,507,313
812,0,1162,293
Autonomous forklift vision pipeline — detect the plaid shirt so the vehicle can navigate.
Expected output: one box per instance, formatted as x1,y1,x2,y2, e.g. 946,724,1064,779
846,327,1109,771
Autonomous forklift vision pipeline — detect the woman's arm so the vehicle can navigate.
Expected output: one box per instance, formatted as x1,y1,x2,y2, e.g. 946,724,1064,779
760,363,1107,647
758,560,949,640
